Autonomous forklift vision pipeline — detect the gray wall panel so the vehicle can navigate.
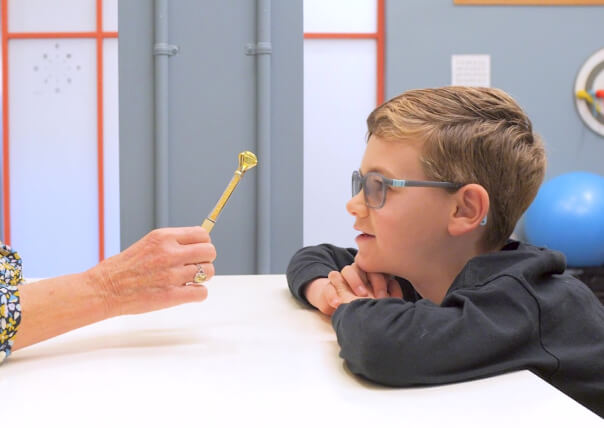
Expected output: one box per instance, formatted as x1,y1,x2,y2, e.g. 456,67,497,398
169,1,257,274
385,1,604,179
119,0,302,274
118,0,156,248
270,0,303,272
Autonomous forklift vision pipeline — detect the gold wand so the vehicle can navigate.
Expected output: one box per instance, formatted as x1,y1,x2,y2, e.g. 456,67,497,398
201,151,258,233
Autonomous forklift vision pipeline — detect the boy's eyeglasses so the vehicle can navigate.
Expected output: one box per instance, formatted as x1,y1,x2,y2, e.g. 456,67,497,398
352,170,462,209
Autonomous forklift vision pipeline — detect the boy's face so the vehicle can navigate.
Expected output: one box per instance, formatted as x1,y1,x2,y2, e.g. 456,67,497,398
347,135,454,280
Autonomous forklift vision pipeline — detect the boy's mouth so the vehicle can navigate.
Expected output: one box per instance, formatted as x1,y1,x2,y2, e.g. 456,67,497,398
355,230,375,242
353,225,375,240
355,233,375,246
353,224,375,242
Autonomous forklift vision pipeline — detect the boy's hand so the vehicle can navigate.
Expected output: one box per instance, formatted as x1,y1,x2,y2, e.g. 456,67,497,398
304,277,339,316
330,264,403,306
340,262,400,299
327,269,373,306
303,263,403,315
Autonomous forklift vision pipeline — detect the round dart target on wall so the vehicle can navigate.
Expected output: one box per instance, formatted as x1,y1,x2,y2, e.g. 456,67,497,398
575,48,604,137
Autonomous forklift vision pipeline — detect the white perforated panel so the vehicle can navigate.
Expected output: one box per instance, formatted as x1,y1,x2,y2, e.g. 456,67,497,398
9,38,98,277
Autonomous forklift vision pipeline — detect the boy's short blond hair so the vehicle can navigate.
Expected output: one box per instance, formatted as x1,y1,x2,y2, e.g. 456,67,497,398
367,86,546,250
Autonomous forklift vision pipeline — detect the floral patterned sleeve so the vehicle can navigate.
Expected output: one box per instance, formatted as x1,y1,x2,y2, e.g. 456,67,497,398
0,243,23,365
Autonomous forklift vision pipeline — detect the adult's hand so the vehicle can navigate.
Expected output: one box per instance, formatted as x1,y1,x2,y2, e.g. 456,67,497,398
91,226,216,317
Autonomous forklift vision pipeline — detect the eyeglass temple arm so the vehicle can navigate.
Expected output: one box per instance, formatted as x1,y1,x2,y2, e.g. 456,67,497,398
388,179,462,189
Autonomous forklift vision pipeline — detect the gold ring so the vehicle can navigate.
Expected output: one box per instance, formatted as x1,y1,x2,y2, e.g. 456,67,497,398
193,264,207,283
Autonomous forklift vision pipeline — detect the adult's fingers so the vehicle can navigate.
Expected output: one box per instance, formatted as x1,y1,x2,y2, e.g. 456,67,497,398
181,262,215,285
170,283,209,305
367,272,388,298
171,226,211,245
387,278,403,299
341,264,368,297
126,227,211,268
176,242,217,265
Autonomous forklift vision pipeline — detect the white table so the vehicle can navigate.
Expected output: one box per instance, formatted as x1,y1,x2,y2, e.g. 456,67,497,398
3,275,601,426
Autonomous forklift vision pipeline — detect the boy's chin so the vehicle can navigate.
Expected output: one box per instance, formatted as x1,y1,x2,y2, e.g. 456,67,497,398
356,253,398,277
355,253,381,273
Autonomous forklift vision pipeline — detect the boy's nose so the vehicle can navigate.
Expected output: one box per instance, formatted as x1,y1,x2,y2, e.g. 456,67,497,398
346,191,368,218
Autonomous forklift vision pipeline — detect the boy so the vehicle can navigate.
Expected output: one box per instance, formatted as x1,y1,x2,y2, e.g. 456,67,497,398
287,87,604,416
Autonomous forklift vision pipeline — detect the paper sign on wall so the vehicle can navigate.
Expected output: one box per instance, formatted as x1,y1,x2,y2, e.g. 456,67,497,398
451,54,491,87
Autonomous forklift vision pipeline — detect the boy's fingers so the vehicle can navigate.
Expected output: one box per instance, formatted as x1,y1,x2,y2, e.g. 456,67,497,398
325,281,339,308
352,263,369,285
328,271,354,298
341,265,368,297
368,272,388,298
388,278,403,299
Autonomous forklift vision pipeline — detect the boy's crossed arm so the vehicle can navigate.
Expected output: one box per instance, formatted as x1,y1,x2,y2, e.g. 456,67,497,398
307,265,402,315
286,243,403,315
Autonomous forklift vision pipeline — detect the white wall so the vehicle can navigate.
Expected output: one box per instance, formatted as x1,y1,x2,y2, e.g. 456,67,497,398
303,0,378,248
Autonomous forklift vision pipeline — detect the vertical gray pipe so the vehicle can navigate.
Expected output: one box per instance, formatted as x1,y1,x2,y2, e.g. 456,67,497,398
256,0,271,273
153,0,170,227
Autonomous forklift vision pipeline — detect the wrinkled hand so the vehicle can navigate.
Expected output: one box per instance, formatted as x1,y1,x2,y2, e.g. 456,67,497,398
89,226,216,316
304,263,402,316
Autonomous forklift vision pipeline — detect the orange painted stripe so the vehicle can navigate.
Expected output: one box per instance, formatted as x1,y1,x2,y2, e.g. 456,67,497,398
8,31,117,39
1,0,10,244
96,0,105,261
377,0,385,105
303,1,386,107
304,32,378,39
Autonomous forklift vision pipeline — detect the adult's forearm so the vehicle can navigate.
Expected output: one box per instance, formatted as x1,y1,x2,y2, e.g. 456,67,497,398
10,226,215,352
12,269,112,351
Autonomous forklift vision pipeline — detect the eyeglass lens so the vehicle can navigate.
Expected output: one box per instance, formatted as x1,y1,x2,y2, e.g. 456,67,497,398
352,171,386,208
365,173,385,207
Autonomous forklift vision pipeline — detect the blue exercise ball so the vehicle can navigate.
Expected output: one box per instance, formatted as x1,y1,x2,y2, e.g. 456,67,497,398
525,171,604,267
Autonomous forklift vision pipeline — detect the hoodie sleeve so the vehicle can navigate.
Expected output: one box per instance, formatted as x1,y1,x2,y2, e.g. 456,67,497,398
286,244,357,305
331,275,555,386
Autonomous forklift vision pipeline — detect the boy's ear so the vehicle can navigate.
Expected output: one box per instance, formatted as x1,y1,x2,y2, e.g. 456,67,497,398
448,184,490,237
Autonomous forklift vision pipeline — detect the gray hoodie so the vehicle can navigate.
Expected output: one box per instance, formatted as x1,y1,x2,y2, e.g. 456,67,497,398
286,241,604,417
